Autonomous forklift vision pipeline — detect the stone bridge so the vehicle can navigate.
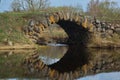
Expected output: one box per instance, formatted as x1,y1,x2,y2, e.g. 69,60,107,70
22,11,120,45
22,11,120,79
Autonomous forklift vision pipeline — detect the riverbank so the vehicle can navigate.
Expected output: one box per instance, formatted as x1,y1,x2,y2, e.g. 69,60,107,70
0,12,120,49
88,42,120,49
0,44,36,50
88,33,120,49
0,42,120,50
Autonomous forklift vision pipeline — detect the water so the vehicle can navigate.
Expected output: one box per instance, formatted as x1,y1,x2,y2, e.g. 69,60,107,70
0,46,68,79
47,43,68,47
78,72,120,80
0,45,120,80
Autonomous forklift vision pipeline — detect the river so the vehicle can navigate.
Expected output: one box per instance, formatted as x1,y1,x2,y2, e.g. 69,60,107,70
0,44,120,80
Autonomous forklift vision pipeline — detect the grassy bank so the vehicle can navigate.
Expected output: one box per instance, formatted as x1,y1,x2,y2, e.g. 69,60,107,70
0,12,45,46
0,12,120,49
88,32,120,48
0,11,68,49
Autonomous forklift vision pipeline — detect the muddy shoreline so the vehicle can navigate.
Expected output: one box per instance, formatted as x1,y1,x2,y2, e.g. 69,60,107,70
0,43,120,50
0,44,36,50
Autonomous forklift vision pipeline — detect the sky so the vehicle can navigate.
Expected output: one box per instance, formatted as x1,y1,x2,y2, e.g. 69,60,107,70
0,0,120,12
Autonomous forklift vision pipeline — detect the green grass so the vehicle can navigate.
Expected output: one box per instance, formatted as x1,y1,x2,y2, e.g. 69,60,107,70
0,11,119,46
0,11,68,45
0,12,35,45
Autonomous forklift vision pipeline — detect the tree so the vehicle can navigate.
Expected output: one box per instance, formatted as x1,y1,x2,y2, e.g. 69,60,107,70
11,0,21,12
87,0,120,21
87,0,100,16
11,0,50,11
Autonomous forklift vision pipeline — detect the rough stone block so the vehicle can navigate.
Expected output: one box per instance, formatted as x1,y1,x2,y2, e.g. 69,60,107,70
76,16,82,23
28,19,35,26
53,13,59,22
107,29,113,34
70,12,73,21
58,11,64,20
49,15,56,24
75,15,79,22
66,12,70,20
63,12,67,20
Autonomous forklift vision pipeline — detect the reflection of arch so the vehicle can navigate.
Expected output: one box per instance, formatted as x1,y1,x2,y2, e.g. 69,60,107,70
23,45,120,79
23,11,93,45
23,45,91,79
48,45,90,73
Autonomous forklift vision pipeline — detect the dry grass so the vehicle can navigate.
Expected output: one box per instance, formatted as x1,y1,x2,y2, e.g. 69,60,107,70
0,12,35,45
88,32,120,48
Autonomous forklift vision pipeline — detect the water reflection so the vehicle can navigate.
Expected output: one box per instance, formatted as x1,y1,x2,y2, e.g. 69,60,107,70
48,45,90,73
24,45,120,80
0,45,120,79
0,50,35,78
0,46,68,78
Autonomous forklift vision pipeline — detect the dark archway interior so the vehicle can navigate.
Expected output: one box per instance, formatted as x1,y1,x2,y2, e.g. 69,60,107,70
56,20,90,45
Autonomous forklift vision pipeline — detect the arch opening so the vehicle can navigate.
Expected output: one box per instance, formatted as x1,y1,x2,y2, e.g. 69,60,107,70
51,19,91,46
22,12,93,46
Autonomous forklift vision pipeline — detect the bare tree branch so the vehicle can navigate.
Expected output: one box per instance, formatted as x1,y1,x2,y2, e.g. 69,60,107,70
11,0,50,12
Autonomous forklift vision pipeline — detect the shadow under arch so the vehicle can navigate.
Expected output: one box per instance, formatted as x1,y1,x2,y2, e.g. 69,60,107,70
55,20,90,45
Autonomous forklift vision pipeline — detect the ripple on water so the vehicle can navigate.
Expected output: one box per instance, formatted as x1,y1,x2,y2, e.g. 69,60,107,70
47,43,68,47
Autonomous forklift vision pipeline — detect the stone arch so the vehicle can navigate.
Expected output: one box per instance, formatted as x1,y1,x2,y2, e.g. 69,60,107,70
47,11,93,45
23,11,94,45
